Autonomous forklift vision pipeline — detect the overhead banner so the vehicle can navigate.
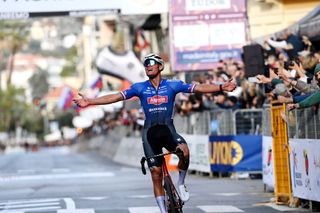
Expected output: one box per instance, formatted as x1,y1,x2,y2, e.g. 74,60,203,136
209,135,262,172
289,139,320,202
0,0,168,19
169,0,248,71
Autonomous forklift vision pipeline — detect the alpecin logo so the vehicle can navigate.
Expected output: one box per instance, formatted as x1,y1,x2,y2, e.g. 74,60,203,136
147,95,168,105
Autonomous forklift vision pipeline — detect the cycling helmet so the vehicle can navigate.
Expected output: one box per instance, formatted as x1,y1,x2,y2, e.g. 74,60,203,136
143,53,164,71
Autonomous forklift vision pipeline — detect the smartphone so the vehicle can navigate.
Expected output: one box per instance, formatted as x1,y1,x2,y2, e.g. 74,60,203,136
248,77,260,83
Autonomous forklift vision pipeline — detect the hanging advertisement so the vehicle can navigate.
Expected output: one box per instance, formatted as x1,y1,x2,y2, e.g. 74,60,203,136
0,0,168,19
209,135,262,172
262,136,275,190
169,0,248,71
289,139,320,202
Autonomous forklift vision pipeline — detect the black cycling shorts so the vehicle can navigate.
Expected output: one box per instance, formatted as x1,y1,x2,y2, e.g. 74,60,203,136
142,124,186,169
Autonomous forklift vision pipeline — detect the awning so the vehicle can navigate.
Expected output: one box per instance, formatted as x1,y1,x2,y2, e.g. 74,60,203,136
300,14,320,40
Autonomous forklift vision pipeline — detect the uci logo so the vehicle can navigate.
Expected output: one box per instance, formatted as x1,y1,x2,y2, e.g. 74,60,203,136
147,95,168,105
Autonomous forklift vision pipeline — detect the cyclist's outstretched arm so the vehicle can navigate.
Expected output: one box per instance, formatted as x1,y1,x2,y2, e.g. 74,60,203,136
73,92,123,108
194,80,236,93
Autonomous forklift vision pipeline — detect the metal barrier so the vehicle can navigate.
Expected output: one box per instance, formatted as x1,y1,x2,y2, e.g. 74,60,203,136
287,107,320,139
174,108,267,136
233,109,264,135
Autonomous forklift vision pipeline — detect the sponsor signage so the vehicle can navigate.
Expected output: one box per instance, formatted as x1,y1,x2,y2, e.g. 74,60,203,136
0,0,168,19
289,139,320,202
147,95,168,105
209,135,262,172
169,0,248,71
262,136,275,189
182,134,211,173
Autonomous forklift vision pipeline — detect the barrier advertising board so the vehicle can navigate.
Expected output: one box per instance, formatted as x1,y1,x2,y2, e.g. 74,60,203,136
289,139,320,202
262,136,275,189
182,134,211,173
209,135,262,172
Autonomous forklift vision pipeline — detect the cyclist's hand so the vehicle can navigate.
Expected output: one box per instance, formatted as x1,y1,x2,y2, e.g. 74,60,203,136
176,144,187,158
73,92,90,108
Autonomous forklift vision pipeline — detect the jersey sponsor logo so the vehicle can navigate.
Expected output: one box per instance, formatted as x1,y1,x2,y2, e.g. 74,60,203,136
147,95,168,105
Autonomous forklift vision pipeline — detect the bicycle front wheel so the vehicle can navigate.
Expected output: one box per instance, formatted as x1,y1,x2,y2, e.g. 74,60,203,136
163,176,183,213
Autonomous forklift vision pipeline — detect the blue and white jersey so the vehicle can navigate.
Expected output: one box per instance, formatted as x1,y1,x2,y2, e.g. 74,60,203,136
120,79,197,128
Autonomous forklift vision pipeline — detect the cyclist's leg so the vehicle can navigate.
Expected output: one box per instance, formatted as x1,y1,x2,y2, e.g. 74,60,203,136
166,125,190,202
143,127,166,213
165,124,190,170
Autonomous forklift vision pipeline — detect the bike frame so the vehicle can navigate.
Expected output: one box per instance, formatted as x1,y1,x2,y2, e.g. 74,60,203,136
140,150,184,213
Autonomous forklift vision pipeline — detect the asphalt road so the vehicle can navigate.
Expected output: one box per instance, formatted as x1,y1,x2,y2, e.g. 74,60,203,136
0,146,312,213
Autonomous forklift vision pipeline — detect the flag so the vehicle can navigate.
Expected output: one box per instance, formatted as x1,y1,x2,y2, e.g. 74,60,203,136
58,86,74,111
134,29,150,52
89,76,103,90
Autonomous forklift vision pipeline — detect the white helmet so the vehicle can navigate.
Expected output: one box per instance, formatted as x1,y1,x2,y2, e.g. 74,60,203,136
143,53,164,71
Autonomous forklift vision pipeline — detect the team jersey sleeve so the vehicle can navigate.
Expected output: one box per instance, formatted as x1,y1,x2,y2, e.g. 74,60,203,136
119,84,139,100
169,80,197,94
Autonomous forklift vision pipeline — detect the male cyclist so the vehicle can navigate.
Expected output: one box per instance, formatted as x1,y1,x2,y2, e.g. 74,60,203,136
73,53,236,213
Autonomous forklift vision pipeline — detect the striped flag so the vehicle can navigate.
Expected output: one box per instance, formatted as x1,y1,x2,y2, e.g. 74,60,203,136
58,86,74,111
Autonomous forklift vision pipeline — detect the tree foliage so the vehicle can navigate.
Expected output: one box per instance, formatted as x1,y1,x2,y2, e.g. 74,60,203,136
29,68,49,99
0,85,45,138
0,20,30,86
0,85,27,131
60,46,77,77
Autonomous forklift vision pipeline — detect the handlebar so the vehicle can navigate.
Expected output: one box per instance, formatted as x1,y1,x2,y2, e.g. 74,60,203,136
140,148,185,175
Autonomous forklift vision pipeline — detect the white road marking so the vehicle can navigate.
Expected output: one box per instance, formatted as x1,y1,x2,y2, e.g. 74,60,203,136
81,197,109,200
0,206,61,212
2,202,59,209
52,168,70,173
210,192,241,196
0,172,114,182
0,198,60,206
127,195,154,198
0,198,62,213
128,207,160,213
63,198,76,210
264,203,308,211
57,198,95,213
57,210,95,213
198,205,244,212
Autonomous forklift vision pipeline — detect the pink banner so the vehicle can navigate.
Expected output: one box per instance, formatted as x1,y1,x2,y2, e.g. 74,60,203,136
169,0,248,71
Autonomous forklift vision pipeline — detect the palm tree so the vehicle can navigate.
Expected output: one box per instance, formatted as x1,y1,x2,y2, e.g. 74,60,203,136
0,21,30,87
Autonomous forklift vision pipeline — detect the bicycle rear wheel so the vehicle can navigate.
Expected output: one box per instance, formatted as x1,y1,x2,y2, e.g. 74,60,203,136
163,176,183,213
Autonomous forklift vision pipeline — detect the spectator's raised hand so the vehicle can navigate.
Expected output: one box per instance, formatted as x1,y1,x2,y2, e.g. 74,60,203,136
287,103,299,110
222,79,237,92
256,75,271,84
278,69,290,82
73,92,90,108
269,68,278,79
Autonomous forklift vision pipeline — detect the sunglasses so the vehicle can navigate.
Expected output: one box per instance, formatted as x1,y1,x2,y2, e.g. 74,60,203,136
144,59,157,67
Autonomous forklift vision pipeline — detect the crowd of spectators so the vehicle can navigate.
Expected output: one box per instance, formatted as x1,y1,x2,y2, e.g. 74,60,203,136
255,30,320,110
175,30,320,115
175,58,266,116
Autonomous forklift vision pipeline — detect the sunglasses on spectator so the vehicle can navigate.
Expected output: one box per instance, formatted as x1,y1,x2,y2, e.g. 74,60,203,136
144,59,157,67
